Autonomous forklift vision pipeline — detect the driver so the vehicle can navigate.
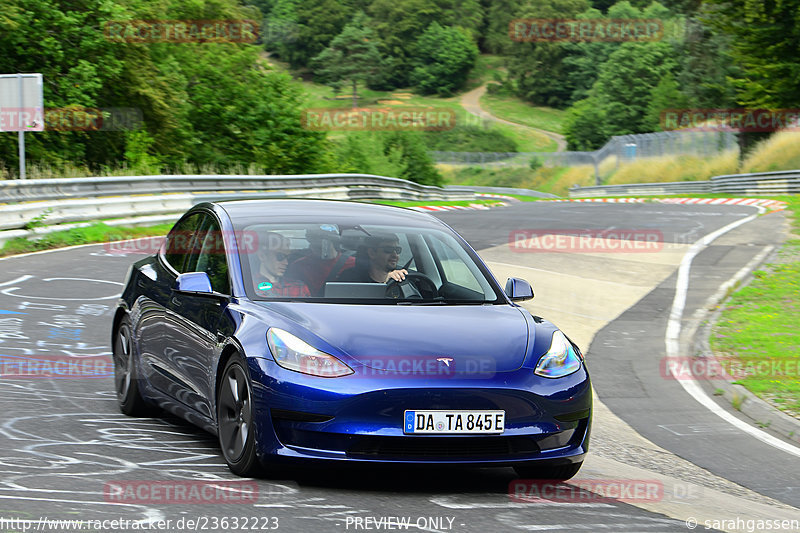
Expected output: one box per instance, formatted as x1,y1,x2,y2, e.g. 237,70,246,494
336,234,408,283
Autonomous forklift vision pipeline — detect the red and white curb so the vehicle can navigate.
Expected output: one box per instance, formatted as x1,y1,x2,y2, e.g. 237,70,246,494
409,202,507,212
657,197,787,210
477,193,519,202
550,198,647,203
547,197,787,211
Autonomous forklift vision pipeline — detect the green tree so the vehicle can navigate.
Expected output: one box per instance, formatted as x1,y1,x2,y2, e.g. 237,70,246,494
483,0,519,54
564,97,609,150
594,41,678,135
703,0,800,107
0,0,331,176
677,18,738,108
506,0,592,108
383,132,443,186
267,0,352,68
411,23,479,96
311,13,382,108
368,0,483,88
645,73,689,131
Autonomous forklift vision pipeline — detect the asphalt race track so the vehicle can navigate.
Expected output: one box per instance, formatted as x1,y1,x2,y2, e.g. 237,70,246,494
0,200,797,532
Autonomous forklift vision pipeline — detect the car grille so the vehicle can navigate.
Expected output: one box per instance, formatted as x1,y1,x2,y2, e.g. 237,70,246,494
346,436,539,458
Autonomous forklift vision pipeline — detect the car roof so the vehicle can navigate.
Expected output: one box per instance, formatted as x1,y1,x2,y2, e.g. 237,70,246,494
208,199,450,229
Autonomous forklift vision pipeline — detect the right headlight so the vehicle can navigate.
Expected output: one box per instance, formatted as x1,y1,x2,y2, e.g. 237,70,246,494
267,328,353,378
534,330,582,378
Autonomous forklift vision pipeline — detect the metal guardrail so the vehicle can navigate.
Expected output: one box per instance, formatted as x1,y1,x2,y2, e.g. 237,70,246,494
446,185,558,199
0,173,470,203
569,181,711,197
0,174,477,238
569,170,800,197
710,170,800,195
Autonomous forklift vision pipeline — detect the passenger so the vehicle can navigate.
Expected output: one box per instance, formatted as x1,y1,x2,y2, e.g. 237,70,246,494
336,234,408,283
286,227,356,296
253,232,310,297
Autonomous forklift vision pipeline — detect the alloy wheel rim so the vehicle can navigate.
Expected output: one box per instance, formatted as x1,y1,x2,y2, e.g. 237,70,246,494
218,363,252,462
114,324,132,400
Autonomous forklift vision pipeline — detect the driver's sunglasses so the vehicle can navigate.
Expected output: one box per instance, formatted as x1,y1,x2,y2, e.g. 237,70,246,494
273,252,289,262
380,246,402,255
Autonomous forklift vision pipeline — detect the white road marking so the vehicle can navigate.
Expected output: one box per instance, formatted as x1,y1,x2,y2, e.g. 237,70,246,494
0,275,33,288
666,207,800,458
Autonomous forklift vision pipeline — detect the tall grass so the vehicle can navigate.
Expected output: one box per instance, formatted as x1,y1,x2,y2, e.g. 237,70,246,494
440,163,595,196
606,151,739,185
741,131,800,173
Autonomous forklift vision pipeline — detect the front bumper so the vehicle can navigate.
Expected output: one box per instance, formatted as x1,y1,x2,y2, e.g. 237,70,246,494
248,357,591,466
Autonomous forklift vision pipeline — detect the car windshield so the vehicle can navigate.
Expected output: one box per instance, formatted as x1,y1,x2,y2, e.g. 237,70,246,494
236,222,503,304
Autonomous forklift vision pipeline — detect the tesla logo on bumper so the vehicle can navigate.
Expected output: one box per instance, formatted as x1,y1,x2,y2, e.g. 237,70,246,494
436,357,454,367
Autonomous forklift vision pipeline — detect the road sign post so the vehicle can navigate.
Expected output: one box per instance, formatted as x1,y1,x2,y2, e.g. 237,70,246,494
0,73,44,179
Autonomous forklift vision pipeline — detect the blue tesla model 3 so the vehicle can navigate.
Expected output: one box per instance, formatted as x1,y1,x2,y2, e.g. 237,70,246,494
112,199,591,479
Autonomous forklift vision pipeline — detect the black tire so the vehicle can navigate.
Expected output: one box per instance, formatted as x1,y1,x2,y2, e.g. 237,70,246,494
113,316,154,417
217,353,262,477
513,461,583,481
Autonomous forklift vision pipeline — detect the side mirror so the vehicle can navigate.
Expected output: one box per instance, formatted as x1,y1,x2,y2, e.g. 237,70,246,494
505,277,534,301
174,272,213,295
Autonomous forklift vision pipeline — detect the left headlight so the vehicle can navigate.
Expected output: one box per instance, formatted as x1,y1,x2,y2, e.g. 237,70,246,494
267,328,354,378
534,330,582,378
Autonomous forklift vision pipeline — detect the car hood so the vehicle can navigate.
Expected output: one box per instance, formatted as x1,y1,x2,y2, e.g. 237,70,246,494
254,303,531,373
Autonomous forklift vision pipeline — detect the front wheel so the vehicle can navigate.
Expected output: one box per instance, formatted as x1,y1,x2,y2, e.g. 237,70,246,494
217,353,262,477
513,461,583,481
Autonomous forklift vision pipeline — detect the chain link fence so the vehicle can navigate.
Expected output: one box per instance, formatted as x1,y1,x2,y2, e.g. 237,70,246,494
432,130,738,183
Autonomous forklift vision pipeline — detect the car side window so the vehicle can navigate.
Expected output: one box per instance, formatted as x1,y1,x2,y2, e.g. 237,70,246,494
430,236,483,293
163,213,203,273
185,215,231,295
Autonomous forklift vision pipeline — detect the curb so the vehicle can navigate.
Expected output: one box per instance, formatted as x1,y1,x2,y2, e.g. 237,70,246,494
695,308,800,446
408,201,509,213
687,243,800,446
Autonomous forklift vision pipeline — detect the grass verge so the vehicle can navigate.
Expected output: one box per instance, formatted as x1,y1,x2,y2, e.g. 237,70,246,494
0,222,174,258
479,93,567,134
710,195,800,418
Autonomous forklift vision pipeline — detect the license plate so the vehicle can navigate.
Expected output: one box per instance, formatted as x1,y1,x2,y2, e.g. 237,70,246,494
404,410,505,434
